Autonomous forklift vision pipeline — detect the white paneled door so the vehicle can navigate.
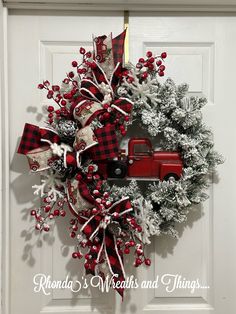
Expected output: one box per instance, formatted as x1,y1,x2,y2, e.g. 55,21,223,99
6,10,236,314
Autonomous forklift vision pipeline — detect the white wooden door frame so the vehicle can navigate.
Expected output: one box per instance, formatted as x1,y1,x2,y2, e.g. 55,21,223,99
2,0,236,12
1,4,10,314
1,2,235,314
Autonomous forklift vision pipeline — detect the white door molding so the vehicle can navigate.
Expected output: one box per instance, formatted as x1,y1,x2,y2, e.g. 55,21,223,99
0,5,10,314
3,0,236,12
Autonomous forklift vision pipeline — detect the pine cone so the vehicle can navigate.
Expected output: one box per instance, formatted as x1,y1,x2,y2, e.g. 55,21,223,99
57,120,77,143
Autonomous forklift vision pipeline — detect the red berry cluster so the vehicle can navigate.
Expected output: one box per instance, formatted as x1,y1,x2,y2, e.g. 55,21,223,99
38,80,76,124
136,51,167,80
38,47,95,125
71,47,95,77
30,196,67,232
123,241,151,267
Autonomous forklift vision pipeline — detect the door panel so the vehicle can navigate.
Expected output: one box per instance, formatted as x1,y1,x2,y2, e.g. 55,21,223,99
129,14,236,314
8,11,124,314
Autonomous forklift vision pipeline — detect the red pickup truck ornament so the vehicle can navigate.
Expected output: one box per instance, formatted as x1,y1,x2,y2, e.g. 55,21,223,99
97,138,183,180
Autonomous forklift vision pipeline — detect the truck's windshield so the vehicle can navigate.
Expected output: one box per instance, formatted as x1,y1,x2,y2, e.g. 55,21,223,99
134,144,151,155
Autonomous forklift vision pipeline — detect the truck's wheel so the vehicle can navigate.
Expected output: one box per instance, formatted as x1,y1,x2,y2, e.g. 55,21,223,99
163,173,179,181
108,161,127,179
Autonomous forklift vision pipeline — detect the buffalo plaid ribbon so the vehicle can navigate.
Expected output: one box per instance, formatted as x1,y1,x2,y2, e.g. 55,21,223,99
80,79,104,102
89,61,122,93
79,180,96,205
82,197,132,298
17,123,60,155
112,29,126,65
88,124,119,161
91,61,109,85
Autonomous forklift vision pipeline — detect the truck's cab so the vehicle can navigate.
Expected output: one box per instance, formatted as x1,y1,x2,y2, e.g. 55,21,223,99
127,138,183,180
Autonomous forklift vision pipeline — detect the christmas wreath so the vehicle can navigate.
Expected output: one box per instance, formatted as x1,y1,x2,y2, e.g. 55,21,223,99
18,30,222,297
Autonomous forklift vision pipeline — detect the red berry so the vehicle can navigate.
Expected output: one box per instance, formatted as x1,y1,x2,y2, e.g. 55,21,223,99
71,89,77,96
124,248,130,254
148,57,155,63
124,115,129,122
70,219,76,225
103,104,109,110
129,240,135,247
35,223,41,230
159,71,164,77
31,210,36,216
138,58,145,63
148,63,154,71
141,72,148,79
92,208,99,215
103,112,110,120
53,209,60,216
70,231,76,238
38,84,44,89
57,201,63,207
144,258,151,266
130,218,136,225
72,225,78,231
103,192,109,199
49,214,54,219
52,85,60,91
159,65,165,72
77,68,84,74
146,51,152,58
47,106,54,112
68,71,74,78
93,190,100,197
91,245,98,253
137,226,142,233
86,51,92,58
125,241,130,247
113,212,119,219
47,90,54,98
48,113,53,118
127,76,134,83
77,251,83,259
136,248,143,256
80,47,86,54
48,119,53,124
60,210,66,217
44,205,51,213
72,252,78,259
75,173,83,181
43,225,50,232
84,262,90,269
161,52,167,59
119,125,125,131
117,239,123,246
72,61,78,67
43,80,50,87
135,258,143,266
88,165,94,173
93,174,100,180
85,253,91,260
87,174,93,181
64,93,72,99
156,60,162,66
